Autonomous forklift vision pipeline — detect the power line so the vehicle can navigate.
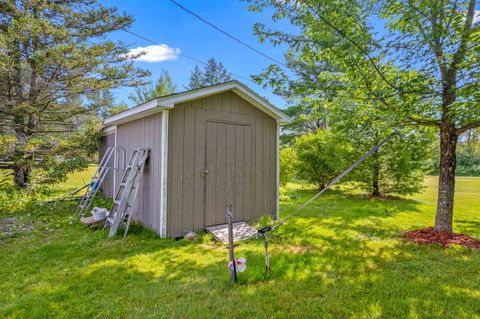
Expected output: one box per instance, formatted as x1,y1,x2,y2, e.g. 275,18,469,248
297,0,405,94
168,0,289,69
167,0,328,83
167,0,409,96
122,28,255,83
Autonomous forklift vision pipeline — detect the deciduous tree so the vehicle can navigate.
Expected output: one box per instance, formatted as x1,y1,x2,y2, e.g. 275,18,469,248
293,130,351,189
249,0,480,233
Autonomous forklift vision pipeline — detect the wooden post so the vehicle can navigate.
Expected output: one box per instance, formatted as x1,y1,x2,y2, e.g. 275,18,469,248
227,205,237,283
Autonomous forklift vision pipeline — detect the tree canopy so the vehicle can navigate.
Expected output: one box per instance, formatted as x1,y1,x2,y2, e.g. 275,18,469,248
248,0,480,233
0,0,147,188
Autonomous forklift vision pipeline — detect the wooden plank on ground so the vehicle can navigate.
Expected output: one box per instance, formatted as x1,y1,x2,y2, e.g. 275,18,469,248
80,216,105,228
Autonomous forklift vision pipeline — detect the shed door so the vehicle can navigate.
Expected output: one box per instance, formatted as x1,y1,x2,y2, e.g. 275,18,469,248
204,121,253,226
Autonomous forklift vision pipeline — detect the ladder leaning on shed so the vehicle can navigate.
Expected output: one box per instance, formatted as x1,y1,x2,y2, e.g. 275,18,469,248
104,147,150,238
75,146,126,219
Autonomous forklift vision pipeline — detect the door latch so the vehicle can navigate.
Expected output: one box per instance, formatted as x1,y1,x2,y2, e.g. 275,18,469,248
201,169,209,176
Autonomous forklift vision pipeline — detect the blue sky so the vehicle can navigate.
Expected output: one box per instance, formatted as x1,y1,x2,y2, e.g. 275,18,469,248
103,0,291,109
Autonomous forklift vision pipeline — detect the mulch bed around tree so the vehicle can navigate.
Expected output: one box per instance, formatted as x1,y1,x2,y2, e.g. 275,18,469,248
404,227,480,249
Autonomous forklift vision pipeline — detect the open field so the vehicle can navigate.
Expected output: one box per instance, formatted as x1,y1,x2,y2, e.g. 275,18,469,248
1,172,480,318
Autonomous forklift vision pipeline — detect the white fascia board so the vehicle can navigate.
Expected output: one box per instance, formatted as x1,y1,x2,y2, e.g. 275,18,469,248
156,82,291,123
230,86,290,124
102,125,116,135
104,100,172,126
104,81,291,126
275,124,280,220
157,82,236,108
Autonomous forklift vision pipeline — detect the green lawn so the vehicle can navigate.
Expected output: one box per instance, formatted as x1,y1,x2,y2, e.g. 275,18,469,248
1,172,480,318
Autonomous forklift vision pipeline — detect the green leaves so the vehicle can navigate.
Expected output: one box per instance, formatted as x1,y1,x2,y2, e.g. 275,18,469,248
0,0,148,187
248,0,479,129
129,70,177,104
293,130,353,189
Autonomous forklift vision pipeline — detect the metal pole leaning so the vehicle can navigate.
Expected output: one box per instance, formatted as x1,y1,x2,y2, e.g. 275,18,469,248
227,205,237,283
258,226,272,276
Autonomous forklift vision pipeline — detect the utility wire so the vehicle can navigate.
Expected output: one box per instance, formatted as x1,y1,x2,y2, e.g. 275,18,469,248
168,0,289,69
297,0,405,94
167,0,328,82
122,28,255,84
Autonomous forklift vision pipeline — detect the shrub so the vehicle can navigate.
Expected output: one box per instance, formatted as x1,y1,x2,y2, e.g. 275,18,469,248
279,147,297,187
293,130,351,190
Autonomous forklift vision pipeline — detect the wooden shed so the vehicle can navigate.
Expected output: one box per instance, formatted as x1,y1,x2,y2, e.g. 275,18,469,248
101,81,290,238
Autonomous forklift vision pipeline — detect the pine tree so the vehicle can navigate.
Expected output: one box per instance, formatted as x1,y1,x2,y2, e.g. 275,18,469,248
188,65,204,90
129,70,177,104
0,0,147,188
92,90,128,120
203,58,232,86
187,58,233,89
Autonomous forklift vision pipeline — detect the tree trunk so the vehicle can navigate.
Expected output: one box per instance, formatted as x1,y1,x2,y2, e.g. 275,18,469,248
434,121,458,233
13,164,30,188
372,169,380,197
371,144,381,197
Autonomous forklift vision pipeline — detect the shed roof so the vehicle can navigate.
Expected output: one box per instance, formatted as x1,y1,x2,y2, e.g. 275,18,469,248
104,81,291,126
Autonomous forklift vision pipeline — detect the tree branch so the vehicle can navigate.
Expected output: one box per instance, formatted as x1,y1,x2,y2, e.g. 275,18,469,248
0,161,14,169
407,1,447,78
407,116,441,127
457,119,480,135
450,0,477,71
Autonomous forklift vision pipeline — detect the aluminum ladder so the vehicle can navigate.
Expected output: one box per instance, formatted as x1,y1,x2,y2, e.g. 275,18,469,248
75,146,125,219
105,147,150,238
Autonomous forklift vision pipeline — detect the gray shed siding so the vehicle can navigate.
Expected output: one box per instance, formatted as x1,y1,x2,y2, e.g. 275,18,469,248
167,91,277,237
115,112,163,234
99,132,115,198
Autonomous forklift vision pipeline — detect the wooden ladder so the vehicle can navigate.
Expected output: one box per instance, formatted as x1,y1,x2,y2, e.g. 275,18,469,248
104,147,150,238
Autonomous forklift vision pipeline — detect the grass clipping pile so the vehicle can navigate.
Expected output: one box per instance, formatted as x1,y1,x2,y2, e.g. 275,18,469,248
404,227,480,249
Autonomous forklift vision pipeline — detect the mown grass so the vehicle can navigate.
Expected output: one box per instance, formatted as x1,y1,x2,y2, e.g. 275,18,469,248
1,172,480,318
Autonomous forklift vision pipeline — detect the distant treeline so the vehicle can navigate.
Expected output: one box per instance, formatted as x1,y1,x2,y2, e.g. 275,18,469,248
431,131,480,176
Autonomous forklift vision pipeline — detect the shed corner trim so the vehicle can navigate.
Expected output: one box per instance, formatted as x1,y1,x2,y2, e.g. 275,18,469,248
159,109,169,238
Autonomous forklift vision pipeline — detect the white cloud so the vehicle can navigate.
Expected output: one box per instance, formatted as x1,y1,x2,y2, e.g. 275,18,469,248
127,44,180,63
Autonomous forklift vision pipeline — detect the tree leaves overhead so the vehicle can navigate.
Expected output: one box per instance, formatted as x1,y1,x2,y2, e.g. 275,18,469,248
249,0,479,231
248,0,480,130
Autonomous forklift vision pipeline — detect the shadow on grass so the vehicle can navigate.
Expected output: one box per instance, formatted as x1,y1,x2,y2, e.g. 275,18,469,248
283,188,421,217
3,214,480,318
455,219,480,236
3,188,480,318
250,227,480,317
